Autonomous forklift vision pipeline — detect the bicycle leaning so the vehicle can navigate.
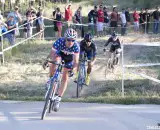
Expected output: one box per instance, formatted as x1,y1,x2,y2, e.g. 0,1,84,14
41,60,73,120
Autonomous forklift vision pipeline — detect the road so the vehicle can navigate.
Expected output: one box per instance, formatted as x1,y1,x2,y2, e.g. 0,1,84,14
0,100,160,130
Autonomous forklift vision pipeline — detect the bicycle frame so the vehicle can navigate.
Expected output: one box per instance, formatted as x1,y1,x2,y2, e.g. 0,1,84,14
41,61,64,120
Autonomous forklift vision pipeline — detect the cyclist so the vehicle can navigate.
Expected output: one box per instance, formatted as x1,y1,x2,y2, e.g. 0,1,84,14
103,32,122,65
76,33,97,86
43,28,80,111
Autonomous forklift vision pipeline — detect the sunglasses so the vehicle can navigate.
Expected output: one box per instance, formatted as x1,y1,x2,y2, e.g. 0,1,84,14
67,38,75,42
86,40,91,43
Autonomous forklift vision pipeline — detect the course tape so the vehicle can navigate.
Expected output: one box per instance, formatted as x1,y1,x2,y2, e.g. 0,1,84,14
128,70,160,84
124,63,160,68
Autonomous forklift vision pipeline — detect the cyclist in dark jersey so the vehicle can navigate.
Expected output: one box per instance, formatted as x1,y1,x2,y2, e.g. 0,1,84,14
103,32,122,65
43,28,80,111
78,33,97,86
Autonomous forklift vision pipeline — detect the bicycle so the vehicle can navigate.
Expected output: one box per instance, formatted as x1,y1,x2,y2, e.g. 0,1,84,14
104,48,121,76
41,60,70,120
76,53,87,98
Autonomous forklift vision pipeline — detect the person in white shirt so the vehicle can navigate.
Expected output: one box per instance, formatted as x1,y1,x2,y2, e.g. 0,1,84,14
120,8,127,36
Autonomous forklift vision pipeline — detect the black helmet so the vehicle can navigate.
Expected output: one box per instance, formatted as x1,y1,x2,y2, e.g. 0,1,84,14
111,31,117,37
84,33,93,42
111,31,118,41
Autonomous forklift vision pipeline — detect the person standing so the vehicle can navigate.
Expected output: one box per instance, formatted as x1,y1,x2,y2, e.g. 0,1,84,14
120,8,127,36
133,8,140,33
65,3,73,27
110,7,118,33
103,6,109,35
125,7,131,25
7,6,22,36
54,7,63,38
74,6,83,38
143,8,151,34
97,5,104,37
88,6,98,36
152,6,160,34
139,8,145,33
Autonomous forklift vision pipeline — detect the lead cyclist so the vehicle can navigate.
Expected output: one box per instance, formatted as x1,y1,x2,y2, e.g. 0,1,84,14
43,28,80,111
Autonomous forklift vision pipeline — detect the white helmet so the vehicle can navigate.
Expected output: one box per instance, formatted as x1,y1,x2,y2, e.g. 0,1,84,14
64,28,77,39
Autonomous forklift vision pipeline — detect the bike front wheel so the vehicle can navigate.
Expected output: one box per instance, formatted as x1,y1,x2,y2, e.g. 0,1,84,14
41,81,55,120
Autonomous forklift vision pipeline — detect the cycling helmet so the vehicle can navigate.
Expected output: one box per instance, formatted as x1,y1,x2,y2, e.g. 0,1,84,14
84,33,93,42
111,31,118,41
64,28,77,39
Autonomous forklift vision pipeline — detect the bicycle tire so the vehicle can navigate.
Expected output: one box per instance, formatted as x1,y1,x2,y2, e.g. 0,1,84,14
48,80,60,113
41,81,54,120
76,66,84,98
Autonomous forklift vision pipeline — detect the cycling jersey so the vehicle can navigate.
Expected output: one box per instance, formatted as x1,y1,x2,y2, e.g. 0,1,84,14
52,38,80,69
105,37,121,53
80,40,97,60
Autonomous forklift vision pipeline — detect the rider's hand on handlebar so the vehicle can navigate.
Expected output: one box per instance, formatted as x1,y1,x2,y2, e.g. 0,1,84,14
43,60,48,70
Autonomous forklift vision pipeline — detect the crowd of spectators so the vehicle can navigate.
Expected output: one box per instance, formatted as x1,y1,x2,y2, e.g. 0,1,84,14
0,3,160,47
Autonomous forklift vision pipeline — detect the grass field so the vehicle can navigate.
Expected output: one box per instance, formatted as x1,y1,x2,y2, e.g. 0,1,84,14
0,34,160,104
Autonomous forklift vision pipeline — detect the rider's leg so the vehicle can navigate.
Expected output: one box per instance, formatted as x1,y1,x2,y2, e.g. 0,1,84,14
86,52,92,85
54,67,70,111
57,68,69,97
85,61,91,86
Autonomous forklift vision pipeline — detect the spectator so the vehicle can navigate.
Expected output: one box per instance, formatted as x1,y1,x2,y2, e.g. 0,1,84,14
65,3,73,27
97,5,104,37
110,7,118,33
53,9,58,35
139,8,145,33
7,6,22,36
103,6,109,35
143,8,151,34
125,7,131,25
88,5,98,35
26,6,37,18
36,11,44,40
74,6,83,37
54,7,63,38
0,20,7,45
120,8,127,36
23,15,33,38
133,8,140,33
6,15,16,45
152,6,160,34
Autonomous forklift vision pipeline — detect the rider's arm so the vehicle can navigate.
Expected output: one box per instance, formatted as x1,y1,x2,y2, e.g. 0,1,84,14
73,52,79,72
117,38,121,48
104,37,112,47
46,39,61,60
73,43,80,72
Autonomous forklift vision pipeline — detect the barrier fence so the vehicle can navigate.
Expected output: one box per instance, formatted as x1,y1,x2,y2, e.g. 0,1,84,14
121,42,160,97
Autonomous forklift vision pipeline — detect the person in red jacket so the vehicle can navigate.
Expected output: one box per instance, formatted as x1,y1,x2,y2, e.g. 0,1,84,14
97,5,104,37
65,3,73,27
133,8,140,32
